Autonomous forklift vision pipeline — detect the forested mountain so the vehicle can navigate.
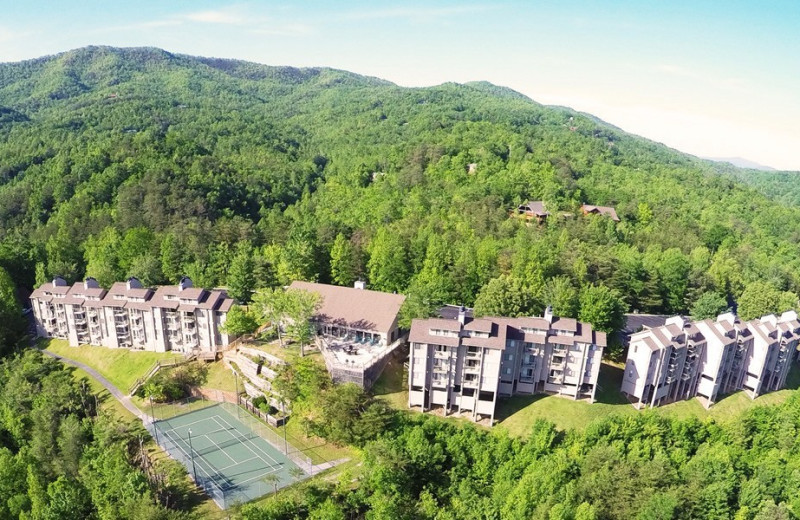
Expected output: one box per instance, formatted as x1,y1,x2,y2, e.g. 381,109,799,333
1,46,799,334
713,165,800,208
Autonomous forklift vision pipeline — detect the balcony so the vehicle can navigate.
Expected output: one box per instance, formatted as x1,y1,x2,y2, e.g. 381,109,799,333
463,364,481,375
462,377,479,388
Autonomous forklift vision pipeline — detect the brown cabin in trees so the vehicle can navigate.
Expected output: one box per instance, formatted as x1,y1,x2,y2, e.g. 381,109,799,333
581,204,620,222
517,200,550,224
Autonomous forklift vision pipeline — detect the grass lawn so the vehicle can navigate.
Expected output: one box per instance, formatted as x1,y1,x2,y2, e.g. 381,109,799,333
44,339,183,391
246,338,328,368
496,361,800,436
371,355,408,410
203,360,237,392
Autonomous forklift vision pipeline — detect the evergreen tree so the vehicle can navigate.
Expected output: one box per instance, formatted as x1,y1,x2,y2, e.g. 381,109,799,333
330,233,359,287
227,241,256,303
367,228,409,293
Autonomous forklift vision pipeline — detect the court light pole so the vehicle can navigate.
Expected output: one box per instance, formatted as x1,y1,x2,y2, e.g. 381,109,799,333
149,395,159,445
281,396,288,454
188,428,198,482
234,370,241,419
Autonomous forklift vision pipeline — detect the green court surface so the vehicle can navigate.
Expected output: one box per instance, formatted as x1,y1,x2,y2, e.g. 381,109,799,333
150,403,305,508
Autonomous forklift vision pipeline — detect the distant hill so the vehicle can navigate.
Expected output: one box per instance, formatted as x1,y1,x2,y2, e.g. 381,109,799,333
2,46,800,320
704,156,776,171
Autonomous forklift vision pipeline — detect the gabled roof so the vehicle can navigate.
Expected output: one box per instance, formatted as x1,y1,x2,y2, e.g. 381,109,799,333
31,279,71,298
581,204,620,222
289,281,406,335
409,312,607,351
518,200,549,216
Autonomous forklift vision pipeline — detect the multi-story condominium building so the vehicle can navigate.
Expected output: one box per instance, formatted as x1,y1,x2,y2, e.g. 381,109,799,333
693,316,748,406
743,311,799,397
31,276,234,354
621,316,707,408
622,311,800,408
408,307,606,423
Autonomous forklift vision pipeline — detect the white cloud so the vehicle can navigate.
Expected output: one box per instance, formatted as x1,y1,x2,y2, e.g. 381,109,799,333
185,9,247,25
250,23,314,37
139,20,183,29
0,26,34,44
656,63,749,94
342,5,490,23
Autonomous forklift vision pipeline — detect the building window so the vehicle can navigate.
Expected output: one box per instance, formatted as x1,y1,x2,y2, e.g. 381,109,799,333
505,368,512,375
507,353,514,361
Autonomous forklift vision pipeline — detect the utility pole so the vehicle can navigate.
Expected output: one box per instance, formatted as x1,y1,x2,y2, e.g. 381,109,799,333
187,429,197,482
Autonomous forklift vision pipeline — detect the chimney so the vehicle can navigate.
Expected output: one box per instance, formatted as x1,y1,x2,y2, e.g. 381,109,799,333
179,276,193,291
544,305,554,323
458,306,467,325
354,280,367,290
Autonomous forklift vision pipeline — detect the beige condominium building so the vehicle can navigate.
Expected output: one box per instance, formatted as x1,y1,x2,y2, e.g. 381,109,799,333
408,307,606,423
31,276,234,354
621,311,799,408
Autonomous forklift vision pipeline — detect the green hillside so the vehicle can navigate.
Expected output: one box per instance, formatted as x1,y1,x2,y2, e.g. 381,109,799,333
0,46,798,328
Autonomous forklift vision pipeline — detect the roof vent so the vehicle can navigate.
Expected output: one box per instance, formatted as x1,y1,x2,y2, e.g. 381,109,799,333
544,305,554,323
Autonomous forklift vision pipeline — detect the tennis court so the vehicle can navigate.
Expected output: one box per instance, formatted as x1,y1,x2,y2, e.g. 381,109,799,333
149,403,306,508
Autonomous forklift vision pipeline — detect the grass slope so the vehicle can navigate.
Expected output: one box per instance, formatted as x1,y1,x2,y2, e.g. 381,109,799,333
44,339,182,391
496,362,800,435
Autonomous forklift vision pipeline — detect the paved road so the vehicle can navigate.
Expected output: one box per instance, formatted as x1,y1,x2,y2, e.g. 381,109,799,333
42,349,148,421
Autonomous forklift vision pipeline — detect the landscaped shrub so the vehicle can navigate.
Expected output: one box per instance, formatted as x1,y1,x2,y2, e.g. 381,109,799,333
137,362,209,402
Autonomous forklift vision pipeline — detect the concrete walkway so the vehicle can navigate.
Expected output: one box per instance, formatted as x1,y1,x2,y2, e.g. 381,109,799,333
42,349,148,421
311,458,350,475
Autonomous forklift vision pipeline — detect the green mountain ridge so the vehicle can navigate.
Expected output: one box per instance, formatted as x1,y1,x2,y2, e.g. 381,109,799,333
0,46,798,327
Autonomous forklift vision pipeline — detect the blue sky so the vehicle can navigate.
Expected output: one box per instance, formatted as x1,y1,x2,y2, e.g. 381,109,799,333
2,1,799,170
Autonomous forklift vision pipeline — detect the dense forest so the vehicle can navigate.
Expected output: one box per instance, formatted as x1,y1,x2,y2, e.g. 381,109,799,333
242,390,800,520
1,46,800,338
0,351,193,520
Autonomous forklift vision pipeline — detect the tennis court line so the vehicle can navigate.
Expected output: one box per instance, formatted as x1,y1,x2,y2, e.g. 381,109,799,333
161,427,226,488
235,466,283,488
216,455,259,473
166,415,221,431
210,415,281,467
200,428,240,466
212,414,282,468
